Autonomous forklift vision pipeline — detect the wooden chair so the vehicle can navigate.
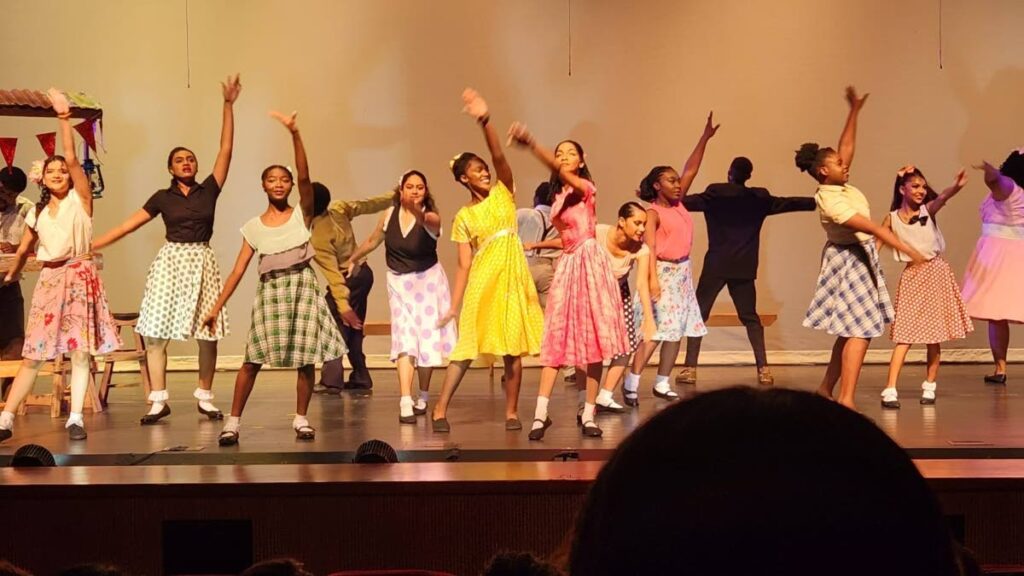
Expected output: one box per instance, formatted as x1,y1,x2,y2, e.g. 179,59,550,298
0,356,102,417
97,312,151,406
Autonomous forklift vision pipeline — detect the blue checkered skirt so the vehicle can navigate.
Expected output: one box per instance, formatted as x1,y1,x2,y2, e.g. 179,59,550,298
803,241,894,339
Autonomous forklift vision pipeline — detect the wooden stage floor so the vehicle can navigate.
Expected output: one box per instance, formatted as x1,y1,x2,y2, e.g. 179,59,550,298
2,363,1023,465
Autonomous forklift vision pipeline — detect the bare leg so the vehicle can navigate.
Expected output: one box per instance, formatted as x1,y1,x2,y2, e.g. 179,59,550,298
431,359,471,420
397,354,415,398
67,351,91,415
884,343,912,390
657,341,681,377
601,356,630,393
197,339,218,390
295,364,314,417
535,365,559,403
631,340,660,376
502,355,522,420
417,366,434,392
818,337,846,399
925,343,941,383
989,320,1009,376
0,358,45,417
143,336,170,416
530,365,561,435
836,337,870,410
228,362,262,418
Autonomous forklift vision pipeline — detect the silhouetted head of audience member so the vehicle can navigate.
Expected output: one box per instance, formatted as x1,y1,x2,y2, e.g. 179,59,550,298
0,560,33,576
569,387,962,576
241,558,312,576
56,564,126,576
482,551,563,576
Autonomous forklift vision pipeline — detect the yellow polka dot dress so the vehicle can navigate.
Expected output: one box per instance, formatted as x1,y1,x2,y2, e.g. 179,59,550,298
450,181,544,361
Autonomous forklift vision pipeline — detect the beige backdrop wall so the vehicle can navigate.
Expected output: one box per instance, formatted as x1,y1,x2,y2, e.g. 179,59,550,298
2,0,1023,363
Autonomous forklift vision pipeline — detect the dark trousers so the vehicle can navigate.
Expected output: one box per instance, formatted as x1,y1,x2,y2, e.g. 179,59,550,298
321,264,374,388
0,281,24,399
684,273,767,368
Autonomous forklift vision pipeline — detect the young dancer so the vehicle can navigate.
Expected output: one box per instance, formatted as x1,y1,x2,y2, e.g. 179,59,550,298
681,156,818,386
0,166,32,396
880,166,972,409
517,182,561,308
595,202,656,409
0,89,121,442
961,153,1024,384
430,89,545,433
93,74,241,424
622,113,718,403
506,124,628,440
343,170,456,423
310,182,393,392
203,111,345,445
795,86,925,410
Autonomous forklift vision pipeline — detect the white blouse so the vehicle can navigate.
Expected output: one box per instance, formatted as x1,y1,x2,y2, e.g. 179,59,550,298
595,223,648,280
890,206,946,262
24,191,92,262
241,205,311,255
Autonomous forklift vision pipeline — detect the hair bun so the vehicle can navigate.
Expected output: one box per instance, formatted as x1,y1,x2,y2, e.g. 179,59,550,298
794,143,821,173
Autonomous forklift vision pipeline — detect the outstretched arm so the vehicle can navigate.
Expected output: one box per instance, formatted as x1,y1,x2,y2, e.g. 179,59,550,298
463,88,513,191
212,74,241,188
844,214,926,264
678,112,719,197
202,238,254,330
507,122,591,193
926,168,968,216
271,110,314,226
974,161,1015,202
837,86,869,171
523,237,563,252
92,209,155,249
48,88,92,215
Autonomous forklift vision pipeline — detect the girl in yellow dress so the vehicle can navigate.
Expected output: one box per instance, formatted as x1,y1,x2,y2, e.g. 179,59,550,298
431,89,544,433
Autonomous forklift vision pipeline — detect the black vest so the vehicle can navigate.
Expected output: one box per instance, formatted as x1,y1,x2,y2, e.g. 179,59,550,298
385,206,439,274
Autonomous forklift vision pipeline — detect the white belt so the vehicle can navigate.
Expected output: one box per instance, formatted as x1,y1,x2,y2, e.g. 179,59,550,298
982,223,1024,240
476,228,514,254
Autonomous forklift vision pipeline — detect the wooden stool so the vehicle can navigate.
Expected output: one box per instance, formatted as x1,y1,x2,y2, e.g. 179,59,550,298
97,312,151,406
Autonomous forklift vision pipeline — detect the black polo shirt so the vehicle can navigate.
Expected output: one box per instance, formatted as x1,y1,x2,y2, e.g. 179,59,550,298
142,174,222,243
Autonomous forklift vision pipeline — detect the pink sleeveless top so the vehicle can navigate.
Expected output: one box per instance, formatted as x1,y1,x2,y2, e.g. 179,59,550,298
551,180,597,253
649,200,693,260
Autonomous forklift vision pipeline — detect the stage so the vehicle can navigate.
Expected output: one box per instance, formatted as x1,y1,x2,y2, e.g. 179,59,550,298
1,363,1023,464
4,364,1024,574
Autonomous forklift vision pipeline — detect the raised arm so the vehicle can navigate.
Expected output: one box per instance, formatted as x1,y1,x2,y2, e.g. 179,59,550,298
678,112,719,197
202,238,255,330
343,212,387,277
92,209,155,249
926,168,968,216
212,74,241,188
463,88,514,191
837,86,869,171
507,122,591,193
48,88,92,215
974,161,1015,202
271,110,314,225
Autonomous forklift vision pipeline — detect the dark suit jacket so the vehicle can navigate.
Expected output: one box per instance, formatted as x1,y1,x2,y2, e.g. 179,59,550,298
683,182,816,279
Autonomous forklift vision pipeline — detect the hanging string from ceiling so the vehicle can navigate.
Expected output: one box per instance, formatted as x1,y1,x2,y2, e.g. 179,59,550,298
185,0,192,87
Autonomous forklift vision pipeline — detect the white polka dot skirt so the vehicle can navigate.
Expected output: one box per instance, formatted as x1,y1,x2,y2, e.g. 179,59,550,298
137,242,229,341
891,255,973,344
386,262,457,367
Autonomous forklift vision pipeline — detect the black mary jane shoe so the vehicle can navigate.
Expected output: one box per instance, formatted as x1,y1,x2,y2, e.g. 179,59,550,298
218,430,239,446
881,399,901,410
294,425,316,441
596,401,626,414
67,424,88,441
198,404,224,420
140,404,171,425
622,392,640,408
0,429,11,443
652,388,680,401
528,417,553,441
581,420,603,438
413,402,428,416
984,373,1007,385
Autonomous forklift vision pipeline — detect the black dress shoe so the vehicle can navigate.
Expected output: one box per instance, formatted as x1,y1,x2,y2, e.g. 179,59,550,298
920,397,936,405
505,418,522,431
0,429,11,443
198,404,224,420
432,417,451,433
984,373,1007,385
881,399,901,409
413,402,428,416
652,387,680,401
596,402,626,414
67,423,87,441
399,413,417,424
140,404,171,425
581,421,603,438
218,430,239,446
622,392,639,407
528,417,553,441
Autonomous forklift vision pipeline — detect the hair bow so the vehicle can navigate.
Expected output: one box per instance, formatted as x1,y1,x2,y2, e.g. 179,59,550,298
896,164,916,178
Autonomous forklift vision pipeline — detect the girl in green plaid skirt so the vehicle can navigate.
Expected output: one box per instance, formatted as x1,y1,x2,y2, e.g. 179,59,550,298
203,111,345,445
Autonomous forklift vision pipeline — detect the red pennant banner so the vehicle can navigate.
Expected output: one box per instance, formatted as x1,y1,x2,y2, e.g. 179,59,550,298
0,137,16,169
36,132,56,157
73,120,97,153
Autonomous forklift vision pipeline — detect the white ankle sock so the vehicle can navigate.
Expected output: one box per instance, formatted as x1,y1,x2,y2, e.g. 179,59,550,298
193,388,219,413
416,390,429,410
400,395,415,417
147,390,169,415
532,396,550,429
66,412,84,428
654,375,671,393
292,415,310,430
596,388,614,405
0,410,14,430
624,372,640,394
921,381,937,399
582,402,596,424
223,416,240,433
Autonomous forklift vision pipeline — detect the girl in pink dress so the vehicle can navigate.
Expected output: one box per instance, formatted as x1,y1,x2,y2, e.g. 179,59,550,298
507,123,628,440
0,89,120,443
962,152,1024,384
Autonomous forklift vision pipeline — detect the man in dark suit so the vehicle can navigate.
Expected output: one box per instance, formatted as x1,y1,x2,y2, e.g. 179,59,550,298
680,157,816,386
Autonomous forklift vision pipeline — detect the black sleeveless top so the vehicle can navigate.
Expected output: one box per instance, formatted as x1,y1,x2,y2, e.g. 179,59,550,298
384,206,439,274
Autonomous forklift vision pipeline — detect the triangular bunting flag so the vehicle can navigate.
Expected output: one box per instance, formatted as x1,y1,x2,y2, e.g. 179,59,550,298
0,137,16,170
74,120,97,153
36,132,56,157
